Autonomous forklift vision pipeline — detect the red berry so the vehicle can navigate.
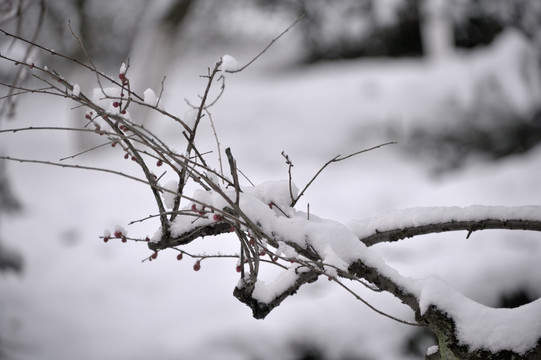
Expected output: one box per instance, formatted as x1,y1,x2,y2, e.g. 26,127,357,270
145,237,150,242
103,237,109,243
229,226,235,232
151,252,158,260
236,265,242,273
191,204,197,212
124,153,129,159
249,238,255,246
121,110,126,115
268,202,273,209
213,214,223,221
114,231,122,238
176,253,183,261
259,250,267,256
119,73,127,83
85,114,91,120
111,142,117,148
193,261,201,271
113,101,120,108
156,160,163,167
121,236,127,243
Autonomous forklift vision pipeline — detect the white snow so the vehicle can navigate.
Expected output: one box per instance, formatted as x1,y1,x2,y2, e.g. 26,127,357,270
143,88,158,106
251,265,301,303
119,62,126,75
221,54,240,72
416,278,541,354
426,345,438,356
162,180,178,209
183,109,198,130
71,83,80,97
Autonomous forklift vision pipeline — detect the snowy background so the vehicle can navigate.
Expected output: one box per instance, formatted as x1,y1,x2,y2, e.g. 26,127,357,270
1,1,541,359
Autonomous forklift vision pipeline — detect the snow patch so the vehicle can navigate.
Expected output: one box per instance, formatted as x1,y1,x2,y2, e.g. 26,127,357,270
162,180,178,209
71,84,80,97
143,88,158,106
416,278,541,354
252,265,300,304
221,54,240,72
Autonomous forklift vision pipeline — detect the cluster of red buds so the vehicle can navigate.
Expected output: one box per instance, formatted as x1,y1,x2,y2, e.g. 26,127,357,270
191,204,207,216
102,227,127,243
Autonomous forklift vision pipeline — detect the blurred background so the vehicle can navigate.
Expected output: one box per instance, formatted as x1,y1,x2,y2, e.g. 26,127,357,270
1,0,541,359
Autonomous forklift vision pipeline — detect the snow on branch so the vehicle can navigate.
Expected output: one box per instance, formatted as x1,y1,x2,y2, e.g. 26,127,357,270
347,205,541,246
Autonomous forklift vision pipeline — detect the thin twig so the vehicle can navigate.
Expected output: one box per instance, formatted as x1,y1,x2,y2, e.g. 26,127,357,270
225,15,305,74
291,142,396,207
225,147,241,205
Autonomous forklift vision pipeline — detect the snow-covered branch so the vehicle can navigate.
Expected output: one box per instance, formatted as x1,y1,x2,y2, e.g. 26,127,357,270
348,206,541,246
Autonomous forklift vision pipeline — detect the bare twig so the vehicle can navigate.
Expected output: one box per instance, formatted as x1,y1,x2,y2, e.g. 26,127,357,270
291,142,396,207
225,147,241,205
225,15,305,74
